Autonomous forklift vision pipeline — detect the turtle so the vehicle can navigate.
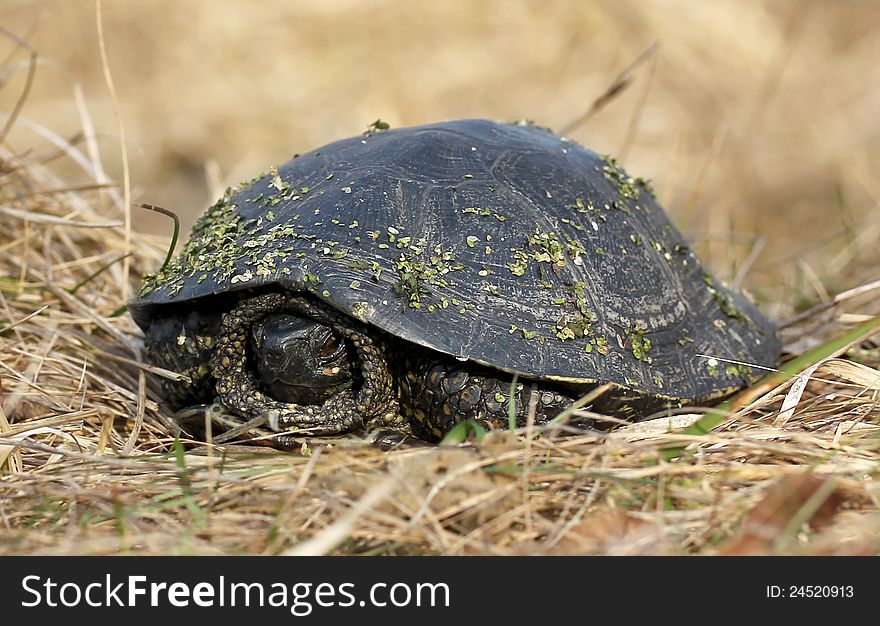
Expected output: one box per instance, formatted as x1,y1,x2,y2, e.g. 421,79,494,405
128,118,781,445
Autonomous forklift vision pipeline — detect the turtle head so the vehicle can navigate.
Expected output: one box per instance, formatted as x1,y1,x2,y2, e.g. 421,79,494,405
249,313,354,404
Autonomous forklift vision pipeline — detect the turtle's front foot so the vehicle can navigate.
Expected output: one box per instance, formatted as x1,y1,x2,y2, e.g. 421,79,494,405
269,415,425,450
173,403,276,445
365,428,429,450
362,411,426,449
172,403,234,439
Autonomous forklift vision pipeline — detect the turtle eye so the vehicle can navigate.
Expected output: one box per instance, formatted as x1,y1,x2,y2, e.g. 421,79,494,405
315,331,345,362
321,336,340,356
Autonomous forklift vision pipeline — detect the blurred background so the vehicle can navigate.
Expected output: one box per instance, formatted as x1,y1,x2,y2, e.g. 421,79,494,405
2,0,879,318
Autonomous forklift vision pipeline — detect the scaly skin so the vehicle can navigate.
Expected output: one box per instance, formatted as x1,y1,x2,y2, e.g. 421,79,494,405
143,310,220,409
146,290,593,445
396,349,582,441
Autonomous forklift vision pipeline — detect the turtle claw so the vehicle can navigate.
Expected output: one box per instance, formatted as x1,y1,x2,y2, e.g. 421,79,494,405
172,403,274,445
171,403,228,438
272,428,427,451
365,428,430,450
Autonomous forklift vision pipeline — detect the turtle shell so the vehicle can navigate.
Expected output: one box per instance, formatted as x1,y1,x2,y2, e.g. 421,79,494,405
129,119,780,403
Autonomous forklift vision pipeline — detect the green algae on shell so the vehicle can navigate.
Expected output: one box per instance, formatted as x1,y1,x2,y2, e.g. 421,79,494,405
131,118,780,405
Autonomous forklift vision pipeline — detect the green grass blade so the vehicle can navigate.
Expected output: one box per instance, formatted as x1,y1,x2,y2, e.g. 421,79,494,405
110,203,181,319
545,382,613,429
68,253,132,296
440,421,487,445
137,202,180,273
171,437,206,521
662,315,880,460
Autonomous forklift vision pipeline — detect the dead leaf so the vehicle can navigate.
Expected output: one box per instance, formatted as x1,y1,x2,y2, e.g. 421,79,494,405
551,511,675,555
720,472,846,555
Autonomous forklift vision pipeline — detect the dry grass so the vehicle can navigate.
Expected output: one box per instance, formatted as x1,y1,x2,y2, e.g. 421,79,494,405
1,0,879,555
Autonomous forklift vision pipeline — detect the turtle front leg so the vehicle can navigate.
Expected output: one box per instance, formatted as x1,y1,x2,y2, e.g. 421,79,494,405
142,310,222,410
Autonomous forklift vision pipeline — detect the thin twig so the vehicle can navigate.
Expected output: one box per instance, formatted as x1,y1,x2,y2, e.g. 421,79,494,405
0,27,37,147
95,0,132,300
559,42,658,136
